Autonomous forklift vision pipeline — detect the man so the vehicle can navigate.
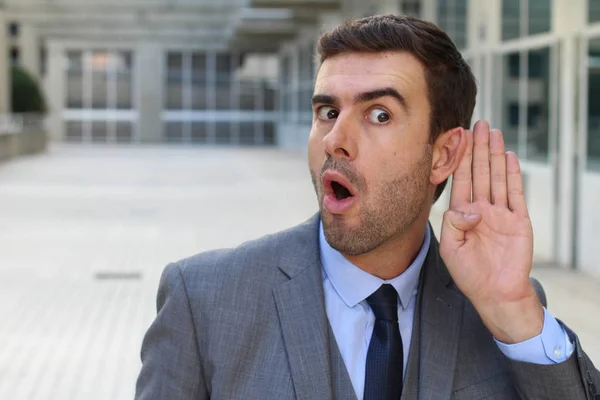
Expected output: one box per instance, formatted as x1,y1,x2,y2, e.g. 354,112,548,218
135,15,600,399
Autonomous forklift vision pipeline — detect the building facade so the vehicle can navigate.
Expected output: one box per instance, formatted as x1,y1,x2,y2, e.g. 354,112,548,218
3,0,600,278
4,0,283,145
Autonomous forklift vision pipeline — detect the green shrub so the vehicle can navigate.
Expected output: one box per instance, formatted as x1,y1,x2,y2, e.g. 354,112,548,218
11,65,47,115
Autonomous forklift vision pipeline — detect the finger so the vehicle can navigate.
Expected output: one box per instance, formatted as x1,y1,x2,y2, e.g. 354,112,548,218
441,209,482,245
506,152,529,217
472,121,491,202
490,129,507,208
450,129,473,208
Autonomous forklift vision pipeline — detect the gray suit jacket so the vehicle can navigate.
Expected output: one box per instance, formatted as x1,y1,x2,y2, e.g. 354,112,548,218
135,214,600,399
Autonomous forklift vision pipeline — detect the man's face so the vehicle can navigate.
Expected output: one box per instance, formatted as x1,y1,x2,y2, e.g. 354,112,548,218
308,51,435,255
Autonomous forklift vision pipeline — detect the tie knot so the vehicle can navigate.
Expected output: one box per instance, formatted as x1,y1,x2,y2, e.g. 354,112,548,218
366,284,399,321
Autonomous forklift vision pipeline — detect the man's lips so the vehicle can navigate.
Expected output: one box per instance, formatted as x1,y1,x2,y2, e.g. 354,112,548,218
321,170,358,214
321,170,358,198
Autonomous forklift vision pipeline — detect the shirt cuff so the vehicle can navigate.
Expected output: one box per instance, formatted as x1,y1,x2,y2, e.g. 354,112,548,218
494,307,574,365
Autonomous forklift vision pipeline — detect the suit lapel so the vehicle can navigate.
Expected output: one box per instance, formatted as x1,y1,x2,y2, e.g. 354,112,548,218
273,214,335,400
401,259,425,400
415,235,464,400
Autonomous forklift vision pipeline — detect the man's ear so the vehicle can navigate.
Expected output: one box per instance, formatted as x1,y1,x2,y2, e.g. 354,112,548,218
430,127,467,186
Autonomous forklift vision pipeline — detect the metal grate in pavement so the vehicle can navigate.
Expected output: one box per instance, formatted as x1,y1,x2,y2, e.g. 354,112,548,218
94,272,142,281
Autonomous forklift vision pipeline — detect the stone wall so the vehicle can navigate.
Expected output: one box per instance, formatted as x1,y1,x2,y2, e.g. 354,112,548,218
0,115,47,162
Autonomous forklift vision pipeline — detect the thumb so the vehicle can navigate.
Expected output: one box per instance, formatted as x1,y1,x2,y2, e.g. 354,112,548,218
442,209,482,244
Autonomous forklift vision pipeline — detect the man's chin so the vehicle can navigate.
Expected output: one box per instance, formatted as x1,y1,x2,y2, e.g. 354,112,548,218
320,212,361,248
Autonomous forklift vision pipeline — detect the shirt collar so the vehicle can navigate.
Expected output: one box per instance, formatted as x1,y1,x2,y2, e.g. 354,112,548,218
319,221,431,310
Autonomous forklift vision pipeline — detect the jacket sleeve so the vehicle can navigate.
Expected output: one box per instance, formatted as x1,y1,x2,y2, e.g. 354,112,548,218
504,278,600,399
135,263,208,400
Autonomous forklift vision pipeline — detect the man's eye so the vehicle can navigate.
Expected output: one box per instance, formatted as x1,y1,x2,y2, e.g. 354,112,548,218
368,108,391,124
317,106,339,120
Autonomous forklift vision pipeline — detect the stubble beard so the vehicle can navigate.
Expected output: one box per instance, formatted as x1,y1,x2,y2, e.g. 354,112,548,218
310,149,433,256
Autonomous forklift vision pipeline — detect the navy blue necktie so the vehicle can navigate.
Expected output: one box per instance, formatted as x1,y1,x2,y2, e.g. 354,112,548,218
364,284,403,400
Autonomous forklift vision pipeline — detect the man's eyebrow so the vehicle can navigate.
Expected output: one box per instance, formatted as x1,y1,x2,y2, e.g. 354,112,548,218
355,88,409,114
311,94,337,106
311,88,409,113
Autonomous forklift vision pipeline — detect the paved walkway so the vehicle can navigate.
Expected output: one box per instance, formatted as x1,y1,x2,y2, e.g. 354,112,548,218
0,143,598,399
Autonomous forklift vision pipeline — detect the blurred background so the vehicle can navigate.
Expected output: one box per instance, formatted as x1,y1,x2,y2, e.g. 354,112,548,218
0,0,599,399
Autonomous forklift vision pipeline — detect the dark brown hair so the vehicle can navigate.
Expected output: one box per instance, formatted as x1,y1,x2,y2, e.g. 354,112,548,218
316,14,477,202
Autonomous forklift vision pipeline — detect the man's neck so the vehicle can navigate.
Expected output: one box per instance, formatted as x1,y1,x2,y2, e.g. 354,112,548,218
343,218,429,280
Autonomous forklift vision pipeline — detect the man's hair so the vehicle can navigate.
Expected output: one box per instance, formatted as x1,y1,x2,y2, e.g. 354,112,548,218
316,14,477,202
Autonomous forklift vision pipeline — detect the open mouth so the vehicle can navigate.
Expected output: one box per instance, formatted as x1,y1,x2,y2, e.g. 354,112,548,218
321,171,357,214
331,181,353,201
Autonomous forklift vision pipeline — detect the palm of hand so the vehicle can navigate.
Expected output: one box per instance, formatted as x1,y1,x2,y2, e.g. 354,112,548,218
439,122,535,305
441,200,534,303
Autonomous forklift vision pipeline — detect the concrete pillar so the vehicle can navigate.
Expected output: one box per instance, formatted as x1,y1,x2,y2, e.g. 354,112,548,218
45,40,65,141
136,43,164,143
554,0,586,267
19,23,40,81
480,0,502,124
0,13,11,114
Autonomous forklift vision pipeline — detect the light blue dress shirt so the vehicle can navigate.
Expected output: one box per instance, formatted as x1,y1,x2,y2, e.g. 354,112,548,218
319,221,574,399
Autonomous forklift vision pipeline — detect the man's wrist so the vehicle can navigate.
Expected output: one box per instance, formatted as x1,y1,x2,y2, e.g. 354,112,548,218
473,291,544,344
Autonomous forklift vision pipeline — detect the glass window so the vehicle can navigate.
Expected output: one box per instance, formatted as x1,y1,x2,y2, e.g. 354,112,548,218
299,45,312,83
264,122,276,145
590,0,600,23
215,122,231,144
502,0,521,41
239,122,256,145
66,51,84,109
502,0,551,40
115,121,133,143
240,81,257,110
10,47,19,66
191,53,207,110
192,53,207,76
91,120,108,142
215,53,232,83
298,43,315,123
498,52,520,152
166,52,184,110
216,80,232,110
40,47,47,77
528,0,551,36
508,53,520,77
215,53,233,110
89,51,109,109
164,121,183,142
191,122,208,143
115,51,133,109
497,48,552,162
281,55,291,86
299,87,313,123
437,0,468,49
9,22,19,37
264,82,277,111
587,38,600,171
508,103,520,126
525,47,551,162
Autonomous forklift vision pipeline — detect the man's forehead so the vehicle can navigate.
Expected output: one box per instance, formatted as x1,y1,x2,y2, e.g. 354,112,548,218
317,51,424,78
314,51,425,100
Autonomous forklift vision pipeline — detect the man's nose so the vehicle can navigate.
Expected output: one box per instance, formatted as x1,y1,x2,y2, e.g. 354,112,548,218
322,114,358,160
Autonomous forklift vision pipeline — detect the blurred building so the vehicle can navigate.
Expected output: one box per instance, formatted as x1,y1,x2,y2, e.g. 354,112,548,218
2,0,600,278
